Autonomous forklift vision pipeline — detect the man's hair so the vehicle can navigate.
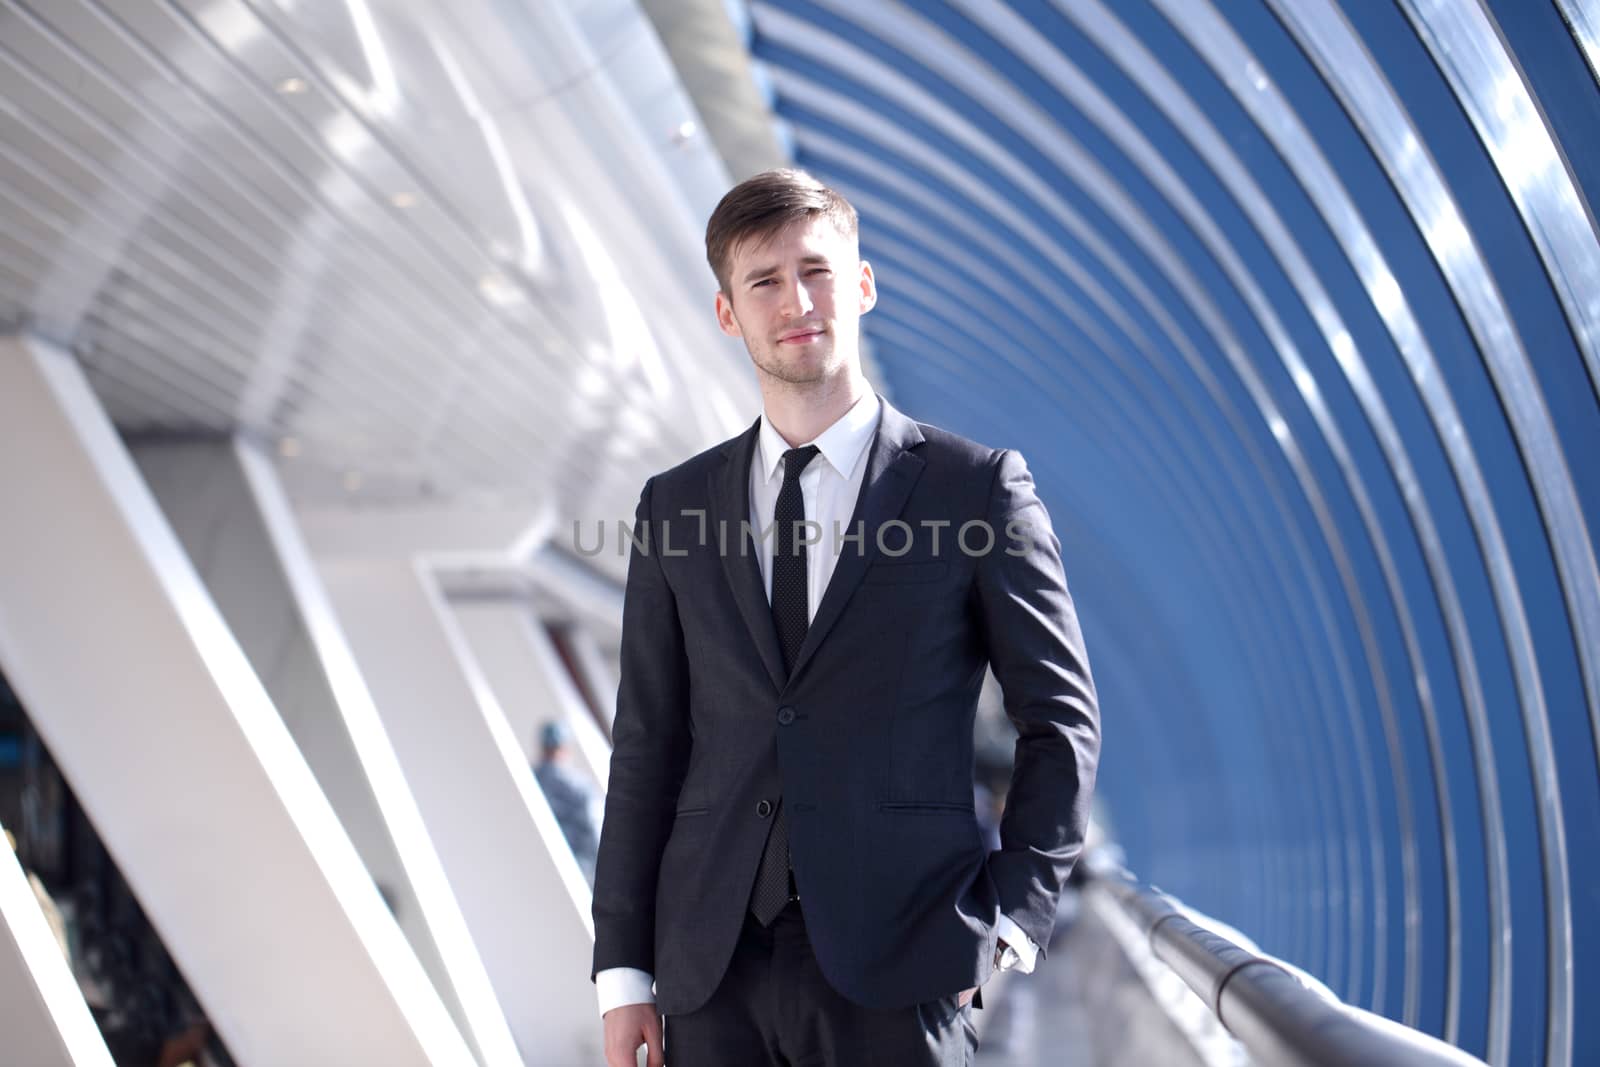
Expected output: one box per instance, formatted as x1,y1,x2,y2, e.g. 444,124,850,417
705,169,859,294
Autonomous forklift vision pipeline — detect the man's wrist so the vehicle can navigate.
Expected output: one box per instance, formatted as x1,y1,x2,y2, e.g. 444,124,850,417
993,913,1039,973
595,967,656,1018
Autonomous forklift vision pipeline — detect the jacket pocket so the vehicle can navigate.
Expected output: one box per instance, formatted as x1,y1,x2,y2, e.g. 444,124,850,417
674,805,710,818
878,801,973,815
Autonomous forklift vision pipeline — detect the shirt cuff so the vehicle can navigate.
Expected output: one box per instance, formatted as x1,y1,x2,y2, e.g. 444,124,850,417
995,914,1040,974
595,967,655,1017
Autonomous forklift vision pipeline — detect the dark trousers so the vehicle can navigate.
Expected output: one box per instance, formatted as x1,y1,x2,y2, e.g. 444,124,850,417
663,902,978,1066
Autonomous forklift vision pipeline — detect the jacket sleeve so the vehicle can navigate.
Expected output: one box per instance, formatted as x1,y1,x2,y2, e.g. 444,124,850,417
973,449,1100,955
590,477,693,978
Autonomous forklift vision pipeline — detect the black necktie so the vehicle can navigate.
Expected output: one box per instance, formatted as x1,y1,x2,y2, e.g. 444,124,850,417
750,444,820,925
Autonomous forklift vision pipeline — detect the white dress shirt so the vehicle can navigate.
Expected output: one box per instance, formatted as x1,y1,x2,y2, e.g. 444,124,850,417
596,393,1036,1017
749,389,881,617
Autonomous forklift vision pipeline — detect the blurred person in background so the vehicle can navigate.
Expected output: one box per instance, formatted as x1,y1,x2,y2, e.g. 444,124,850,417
532,720,600,885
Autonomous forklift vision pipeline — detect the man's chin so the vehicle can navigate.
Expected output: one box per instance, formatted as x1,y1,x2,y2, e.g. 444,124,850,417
754,353,836,386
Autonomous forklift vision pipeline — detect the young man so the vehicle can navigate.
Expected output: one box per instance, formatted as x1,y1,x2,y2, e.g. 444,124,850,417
592,169,1099,1066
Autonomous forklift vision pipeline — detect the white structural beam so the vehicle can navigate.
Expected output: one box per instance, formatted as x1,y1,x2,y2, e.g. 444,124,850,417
522,547,626,651
0,836,114,1067
0,334,474,1066
317,554,603,1063
451,601,611,789
558,624,621,737
131,439,524,1067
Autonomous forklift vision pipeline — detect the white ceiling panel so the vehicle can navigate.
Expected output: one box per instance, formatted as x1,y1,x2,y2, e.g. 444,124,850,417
0,0,761,562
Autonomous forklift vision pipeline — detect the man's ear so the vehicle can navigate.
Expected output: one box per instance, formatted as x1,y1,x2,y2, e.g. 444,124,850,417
858,259,878,315
714,289,743,338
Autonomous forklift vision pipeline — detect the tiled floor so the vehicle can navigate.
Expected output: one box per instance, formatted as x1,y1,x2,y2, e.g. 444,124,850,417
974,891,1208,1067
974,950,1093,1066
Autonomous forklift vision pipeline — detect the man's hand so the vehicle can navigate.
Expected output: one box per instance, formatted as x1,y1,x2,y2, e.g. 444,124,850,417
603,1002,664,1067
957,936,1013,1008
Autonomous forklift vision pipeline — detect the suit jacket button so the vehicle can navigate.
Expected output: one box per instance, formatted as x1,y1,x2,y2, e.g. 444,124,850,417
756,800,774,818
777,706,796,725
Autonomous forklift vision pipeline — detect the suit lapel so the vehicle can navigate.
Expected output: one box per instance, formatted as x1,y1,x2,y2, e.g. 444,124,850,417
786,398,925,684
707,418,788,693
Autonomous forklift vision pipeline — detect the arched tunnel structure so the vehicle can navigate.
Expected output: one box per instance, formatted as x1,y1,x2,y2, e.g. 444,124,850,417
0,1,1596,1064
740,3,1600,1063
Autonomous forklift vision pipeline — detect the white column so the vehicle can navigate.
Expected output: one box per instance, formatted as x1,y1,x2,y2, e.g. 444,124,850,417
0,334,474,1066
317,555,603,1063
0,836,114,1067
131,439,523,1067
451,601,610,788
557,623,621,738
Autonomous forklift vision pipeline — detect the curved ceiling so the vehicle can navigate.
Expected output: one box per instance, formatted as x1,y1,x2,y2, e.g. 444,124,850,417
747,2,1599,1064
0,0,760,541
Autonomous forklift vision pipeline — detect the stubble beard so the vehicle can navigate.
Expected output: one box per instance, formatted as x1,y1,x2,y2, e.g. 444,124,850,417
748,335,840,388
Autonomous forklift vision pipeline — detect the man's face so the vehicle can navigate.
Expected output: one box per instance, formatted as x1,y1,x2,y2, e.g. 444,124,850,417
714,215,877,387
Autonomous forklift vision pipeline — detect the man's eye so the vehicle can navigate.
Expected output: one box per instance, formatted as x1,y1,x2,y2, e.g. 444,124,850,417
752,279,774,287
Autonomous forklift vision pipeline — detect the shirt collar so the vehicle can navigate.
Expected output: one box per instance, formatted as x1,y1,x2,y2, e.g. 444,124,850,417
757,391,882,484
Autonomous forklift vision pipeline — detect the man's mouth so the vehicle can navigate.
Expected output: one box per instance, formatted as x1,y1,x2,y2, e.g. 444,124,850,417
778,328,826,345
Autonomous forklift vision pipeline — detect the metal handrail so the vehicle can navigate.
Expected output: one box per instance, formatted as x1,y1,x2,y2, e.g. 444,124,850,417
1095,872,1487,1067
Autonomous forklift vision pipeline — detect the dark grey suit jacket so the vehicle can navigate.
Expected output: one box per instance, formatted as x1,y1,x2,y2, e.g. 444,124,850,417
591,397,1099,1014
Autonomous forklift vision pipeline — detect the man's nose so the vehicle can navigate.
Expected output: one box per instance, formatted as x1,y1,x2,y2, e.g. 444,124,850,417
779,276,815,317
